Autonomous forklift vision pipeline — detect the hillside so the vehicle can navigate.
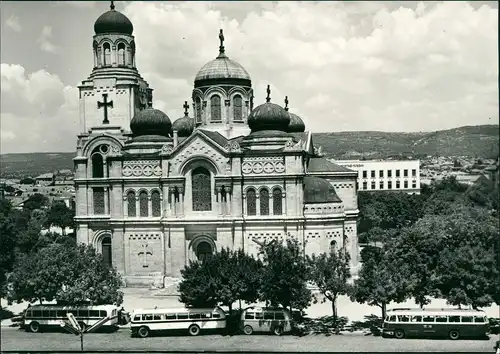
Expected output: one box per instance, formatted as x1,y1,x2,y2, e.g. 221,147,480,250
0,125,498,178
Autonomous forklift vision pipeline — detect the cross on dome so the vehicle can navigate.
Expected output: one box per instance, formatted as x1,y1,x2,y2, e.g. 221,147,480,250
284,96,289,111
266,85,271,103
183,101,189,116
219,29,225,55
110,0,115,10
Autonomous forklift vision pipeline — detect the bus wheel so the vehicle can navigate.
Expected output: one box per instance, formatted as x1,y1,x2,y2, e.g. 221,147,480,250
243,325,253,335
137,326,150,338
449,330,460,340
394,329,405,339
273,326,283,336
188,324,200,336
29,321,40,333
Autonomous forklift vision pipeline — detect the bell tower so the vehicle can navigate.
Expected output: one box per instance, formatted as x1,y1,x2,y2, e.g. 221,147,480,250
77,1,153,137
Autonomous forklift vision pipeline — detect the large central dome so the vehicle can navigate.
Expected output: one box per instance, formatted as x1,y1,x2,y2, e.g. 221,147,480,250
94,3,133,35
194,29,251,84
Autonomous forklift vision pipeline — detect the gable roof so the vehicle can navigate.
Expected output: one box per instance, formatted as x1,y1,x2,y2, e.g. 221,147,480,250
308,157,355,173
198,129,228,147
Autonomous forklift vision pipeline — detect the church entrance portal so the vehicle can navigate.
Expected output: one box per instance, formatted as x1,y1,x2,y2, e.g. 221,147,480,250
196,241,213,262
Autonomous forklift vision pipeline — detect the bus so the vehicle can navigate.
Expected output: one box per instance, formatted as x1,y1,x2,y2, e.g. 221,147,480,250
130,307,226,338
382,308,490,340
23,304,120,333
240,307,293,336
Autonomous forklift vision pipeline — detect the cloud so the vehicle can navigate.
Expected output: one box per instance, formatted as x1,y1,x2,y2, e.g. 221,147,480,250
123,1,498,133
5,15,21,32
0,64,78,153
37,26,59,54
56,1,97,8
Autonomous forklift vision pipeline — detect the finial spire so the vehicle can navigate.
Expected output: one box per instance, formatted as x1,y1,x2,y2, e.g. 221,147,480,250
266,85,271,103
218,29,225,56
183,101,189,116
110,0,115,10
284,96,289,111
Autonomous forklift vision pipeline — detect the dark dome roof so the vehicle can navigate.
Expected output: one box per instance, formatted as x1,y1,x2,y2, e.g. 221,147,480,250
303,176,342,204
130,108,172,137
94,7,133,35
173,116,195,137
247,86,290,133
287,112,305,133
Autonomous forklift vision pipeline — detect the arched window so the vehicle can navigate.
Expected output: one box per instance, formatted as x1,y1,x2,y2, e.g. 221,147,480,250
210,95,221,122
233,95,243,121
101,236,112,268
103,43,111,66
151,190,161,217
272,188,283,215
93,187,105,215
117,43,126,65
195,97,202,124
196,241,213,262
192,167,212,211
127,191,136,217
259,188,269,216
139,191,148,217
92,153,104,178
246,188,256,216
330,240,337,254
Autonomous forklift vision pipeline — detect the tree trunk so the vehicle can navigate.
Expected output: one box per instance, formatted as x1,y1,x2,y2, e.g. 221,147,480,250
381,302,387,319
228,303,233,315
331,296,338,334
239,299,242,310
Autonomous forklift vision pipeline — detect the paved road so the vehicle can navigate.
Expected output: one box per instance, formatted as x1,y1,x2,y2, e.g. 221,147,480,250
1,327,498,352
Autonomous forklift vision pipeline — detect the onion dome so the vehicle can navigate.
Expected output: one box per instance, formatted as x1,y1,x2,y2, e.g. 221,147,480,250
94,1,134,35
194,29,251,83
130,108,172,137
172,101,195,137
247,85,290,133
284,96,305,133
303,176,342,204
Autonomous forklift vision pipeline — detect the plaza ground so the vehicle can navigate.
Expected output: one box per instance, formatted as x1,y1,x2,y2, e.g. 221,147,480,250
1,326,498,352
2,287,500,325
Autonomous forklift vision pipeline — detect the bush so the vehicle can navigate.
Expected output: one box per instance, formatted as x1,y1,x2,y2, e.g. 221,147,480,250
293,315,349,335
489,317,500,335
350,315,383,336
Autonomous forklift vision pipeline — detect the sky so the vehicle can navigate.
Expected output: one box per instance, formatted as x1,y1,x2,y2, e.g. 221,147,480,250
0,1,498,154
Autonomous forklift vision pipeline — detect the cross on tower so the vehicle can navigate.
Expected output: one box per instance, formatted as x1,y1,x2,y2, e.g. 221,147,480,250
183,101,189,116
110,0,115,10
284,96,289,111
138,243,153,268
266,85,271,103
97,93,113,124
218,29,225,55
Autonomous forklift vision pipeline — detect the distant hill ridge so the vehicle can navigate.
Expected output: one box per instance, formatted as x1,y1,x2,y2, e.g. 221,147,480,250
1,125,498,178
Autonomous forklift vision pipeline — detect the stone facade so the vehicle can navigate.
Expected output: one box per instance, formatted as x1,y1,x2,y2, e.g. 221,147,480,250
74,4,360,287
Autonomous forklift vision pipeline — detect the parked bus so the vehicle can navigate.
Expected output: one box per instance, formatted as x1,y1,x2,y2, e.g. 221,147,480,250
240,307,293,336
23,304,120,333
382,308,489,340
130,307,226,338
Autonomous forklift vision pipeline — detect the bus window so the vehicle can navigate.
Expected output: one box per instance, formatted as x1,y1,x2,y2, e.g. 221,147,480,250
201,312,211,319
435,315,447,323
144,314,153,321
89,310,100,318
449,315,460,322
255,312,263,320
177,313,188,320
474,316,486,323
411,315,422,322
133,315,141,321
32,310,42,318
423,315,435,323
78,310,89,318
212,313,220,319
153,314,162,321
189,313,201,320
461,316,473,323
275,312,285,320
245,312,255,320
264,312,274,320
398,315,410,322
388,315,396,322
165,314,176,320
99,310,107,317
42,310,50,318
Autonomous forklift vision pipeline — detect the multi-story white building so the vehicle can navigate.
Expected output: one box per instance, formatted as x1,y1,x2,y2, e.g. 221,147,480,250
334,160,421,194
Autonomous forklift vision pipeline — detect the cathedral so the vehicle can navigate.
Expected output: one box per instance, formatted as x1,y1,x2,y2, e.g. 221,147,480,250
74,3,360,287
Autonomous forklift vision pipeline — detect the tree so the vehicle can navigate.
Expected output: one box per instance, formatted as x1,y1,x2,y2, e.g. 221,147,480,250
0,200,16,297
23,193,49,211
308,249,351,330
259,239,312,312
44,200,75,235
352,245,410,319
7,243,123,306
19,177,35,185
178,248,263,312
